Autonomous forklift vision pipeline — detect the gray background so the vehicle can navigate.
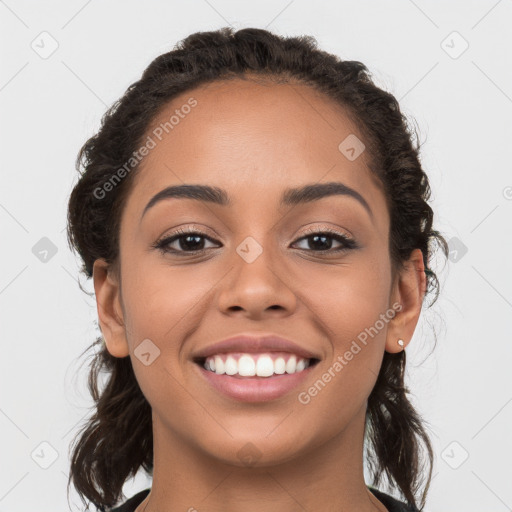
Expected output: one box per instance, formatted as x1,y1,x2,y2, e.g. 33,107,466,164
1,1,511,510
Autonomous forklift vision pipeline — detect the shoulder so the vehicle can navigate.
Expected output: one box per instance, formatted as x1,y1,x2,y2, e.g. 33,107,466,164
108,486,417,512
107,488,151,512
368,486,420,512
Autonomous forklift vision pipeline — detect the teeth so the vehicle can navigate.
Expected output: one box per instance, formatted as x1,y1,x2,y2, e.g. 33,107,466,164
285,355,297,374
214,355,225,375
238,354,256,376
203,353,311,377
256,355,274,377
224,355,238,375
274,357,286,374
296,358,306,372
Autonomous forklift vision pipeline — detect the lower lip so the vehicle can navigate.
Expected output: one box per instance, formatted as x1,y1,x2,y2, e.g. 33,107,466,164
195,361,318,403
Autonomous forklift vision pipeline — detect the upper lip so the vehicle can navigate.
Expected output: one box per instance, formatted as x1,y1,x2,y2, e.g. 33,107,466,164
192,333,321,361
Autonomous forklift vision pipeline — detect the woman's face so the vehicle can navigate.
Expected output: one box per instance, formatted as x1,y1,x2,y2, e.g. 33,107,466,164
95,77,420,467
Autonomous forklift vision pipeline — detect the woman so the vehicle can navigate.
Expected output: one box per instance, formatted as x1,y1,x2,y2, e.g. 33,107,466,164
66,27,448,512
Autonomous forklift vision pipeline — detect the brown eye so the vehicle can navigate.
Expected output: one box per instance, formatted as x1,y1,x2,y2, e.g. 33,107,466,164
291,229,358,253
153,229,219,255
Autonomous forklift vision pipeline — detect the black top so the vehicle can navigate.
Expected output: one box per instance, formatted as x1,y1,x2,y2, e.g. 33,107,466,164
108,486,419,511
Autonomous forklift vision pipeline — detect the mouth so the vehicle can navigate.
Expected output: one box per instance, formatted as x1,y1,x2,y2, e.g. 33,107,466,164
193,352,321,378
192,352,321,402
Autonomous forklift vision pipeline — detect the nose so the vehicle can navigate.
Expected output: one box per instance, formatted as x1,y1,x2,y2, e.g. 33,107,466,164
216,239,297,320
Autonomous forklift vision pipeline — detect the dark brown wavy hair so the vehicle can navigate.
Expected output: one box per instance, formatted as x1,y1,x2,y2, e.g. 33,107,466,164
66,26,448,511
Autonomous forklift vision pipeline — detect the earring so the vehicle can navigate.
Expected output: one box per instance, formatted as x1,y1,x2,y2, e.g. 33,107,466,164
397,339,404,349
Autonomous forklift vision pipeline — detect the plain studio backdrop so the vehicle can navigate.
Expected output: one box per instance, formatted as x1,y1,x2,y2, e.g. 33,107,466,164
1,1,511,511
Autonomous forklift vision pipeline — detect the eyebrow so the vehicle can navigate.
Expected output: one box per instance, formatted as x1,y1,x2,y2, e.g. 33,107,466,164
140,181,373,221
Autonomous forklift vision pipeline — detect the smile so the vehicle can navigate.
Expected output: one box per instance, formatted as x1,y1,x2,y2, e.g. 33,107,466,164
194,352,320,402
202,352,316,378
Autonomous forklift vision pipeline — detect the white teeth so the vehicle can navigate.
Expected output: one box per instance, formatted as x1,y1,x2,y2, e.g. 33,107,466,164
238,354,256,376
256,355,274,377
214,355,225,375
274,357,286,374
203,353,311,377
224,355,238,375
285,355,297,374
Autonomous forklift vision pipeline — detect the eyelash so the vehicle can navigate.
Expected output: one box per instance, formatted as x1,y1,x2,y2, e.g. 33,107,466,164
152,226,359,256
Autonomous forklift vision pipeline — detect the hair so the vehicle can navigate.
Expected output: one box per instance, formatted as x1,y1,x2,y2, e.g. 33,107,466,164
66,26,448,511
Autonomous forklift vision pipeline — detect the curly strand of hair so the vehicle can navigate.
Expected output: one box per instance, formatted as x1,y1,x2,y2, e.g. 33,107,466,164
67,340,152,510
366,351,435,510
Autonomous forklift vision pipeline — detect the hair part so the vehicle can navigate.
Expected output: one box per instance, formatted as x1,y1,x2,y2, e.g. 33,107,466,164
66,26,448,511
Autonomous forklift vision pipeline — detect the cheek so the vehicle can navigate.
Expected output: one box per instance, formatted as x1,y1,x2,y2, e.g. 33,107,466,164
121,255,215,342
294,254,391,398
297,252,392,339
119,263,216,409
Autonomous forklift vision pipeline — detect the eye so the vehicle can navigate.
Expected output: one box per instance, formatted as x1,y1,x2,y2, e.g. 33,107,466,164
152,226,359,256
152,228,219,255
291,228,358,253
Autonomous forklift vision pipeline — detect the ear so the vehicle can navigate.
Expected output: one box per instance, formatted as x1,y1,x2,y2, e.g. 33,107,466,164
92,258,130,358
385,248,427,353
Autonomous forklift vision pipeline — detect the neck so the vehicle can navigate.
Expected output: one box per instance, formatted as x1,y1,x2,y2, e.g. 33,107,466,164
137,409,387,512
137,405,388,512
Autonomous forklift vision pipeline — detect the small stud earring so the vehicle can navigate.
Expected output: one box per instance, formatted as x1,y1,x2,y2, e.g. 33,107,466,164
397,339,404,349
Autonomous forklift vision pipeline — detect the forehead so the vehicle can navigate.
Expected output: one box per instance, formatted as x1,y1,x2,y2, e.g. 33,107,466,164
124,77,386,222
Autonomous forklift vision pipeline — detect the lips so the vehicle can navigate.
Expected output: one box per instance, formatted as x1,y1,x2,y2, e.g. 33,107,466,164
191,333,322,363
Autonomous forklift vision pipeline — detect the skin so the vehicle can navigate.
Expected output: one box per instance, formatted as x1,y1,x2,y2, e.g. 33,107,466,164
93,77,426,512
